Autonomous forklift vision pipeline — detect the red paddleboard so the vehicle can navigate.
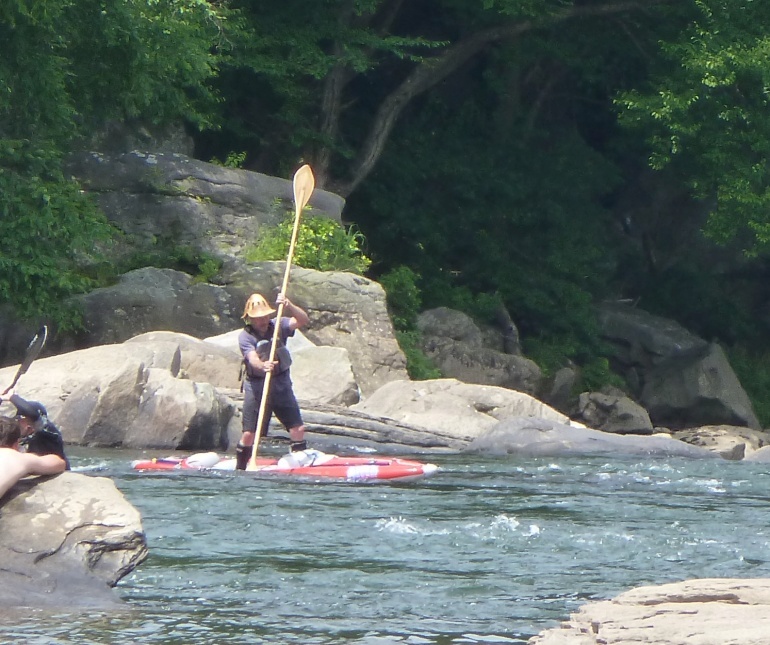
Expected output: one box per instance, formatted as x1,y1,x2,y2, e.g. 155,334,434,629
131,450,438,482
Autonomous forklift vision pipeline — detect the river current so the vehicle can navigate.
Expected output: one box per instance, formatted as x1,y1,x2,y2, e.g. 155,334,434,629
6,445,770,644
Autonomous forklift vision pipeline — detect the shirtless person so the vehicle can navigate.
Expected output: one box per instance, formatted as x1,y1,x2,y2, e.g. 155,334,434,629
0,415,66,499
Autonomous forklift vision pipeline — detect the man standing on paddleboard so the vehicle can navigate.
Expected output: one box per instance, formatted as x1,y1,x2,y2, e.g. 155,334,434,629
236,291,310,470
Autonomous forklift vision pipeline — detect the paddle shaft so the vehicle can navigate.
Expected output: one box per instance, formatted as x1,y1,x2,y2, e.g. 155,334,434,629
248,166,315,468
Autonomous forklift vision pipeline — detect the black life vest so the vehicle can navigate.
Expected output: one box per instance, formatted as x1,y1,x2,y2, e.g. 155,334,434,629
242,322,292,380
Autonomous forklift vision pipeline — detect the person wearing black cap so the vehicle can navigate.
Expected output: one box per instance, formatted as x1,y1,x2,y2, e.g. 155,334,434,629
0,416,66,499
10,394,70,470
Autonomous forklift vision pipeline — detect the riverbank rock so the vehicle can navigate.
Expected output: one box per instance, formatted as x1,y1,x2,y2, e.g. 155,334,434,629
672,425,770,461
467,417,717,458
417,307,542,395
65,150,344,265
0,333,414,450
0,471,147,609
0,342,232,449
352,378,570,443
572,390,654,435
528,578,770,645
744,445,770,462
597,303,760,430
57,264,407,399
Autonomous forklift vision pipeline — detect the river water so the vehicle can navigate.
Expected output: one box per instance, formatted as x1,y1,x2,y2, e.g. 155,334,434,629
6,445,770,644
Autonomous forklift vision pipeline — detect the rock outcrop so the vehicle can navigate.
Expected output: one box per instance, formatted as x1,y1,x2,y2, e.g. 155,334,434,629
417,307,542,395
0,471,148,609
65,150,344,264
672,425,770,461
466,417,717,459
528,578,770,645
353,378,570,443
597,303,760,430
572,390,653,435
61,264,408,399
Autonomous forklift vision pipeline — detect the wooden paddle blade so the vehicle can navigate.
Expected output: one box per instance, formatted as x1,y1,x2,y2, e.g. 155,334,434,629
21,325,48,374
2,325,48,395
292,164,315,214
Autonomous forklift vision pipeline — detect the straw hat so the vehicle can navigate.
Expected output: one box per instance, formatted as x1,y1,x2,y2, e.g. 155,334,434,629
241,293,276,319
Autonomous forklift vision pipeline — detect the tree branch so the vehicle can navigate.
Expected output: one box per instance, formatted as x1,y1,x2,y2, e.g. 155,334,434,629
335,0,674,196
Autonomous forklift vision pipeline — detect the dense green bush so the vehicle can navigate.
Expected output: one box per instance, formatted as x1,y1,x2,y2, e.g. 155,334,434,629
378,265,442,380
729,347,770,428
0,141,114,329
246,214,371,274
379,266,422,332
0,0,236,327
395,330,442,381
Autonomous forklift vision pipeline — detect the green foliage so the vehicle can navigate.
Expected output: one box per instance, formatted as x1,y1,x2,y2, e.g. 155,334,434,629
631,263,759,346
1,0,235,141
0,141,114,329
0,0,238,325
395,330,442,381
378,265,442,380
729,347,770,428
6,0,770,410
576,357,626,394
379,266,422,332
352,88,621,380
210,151,247,168
246,214,371,275
616,0,770,255
196,0,449,172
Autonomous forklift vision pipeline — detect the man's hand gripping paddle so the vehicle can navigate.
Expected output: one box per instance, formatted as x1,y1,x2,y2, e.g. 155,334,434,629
246,165,315,471
1,325,48,398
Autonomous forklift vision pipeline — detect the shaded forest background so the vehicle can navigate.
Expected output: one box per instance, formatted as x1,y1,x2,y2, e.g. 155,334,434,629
4,0,770,422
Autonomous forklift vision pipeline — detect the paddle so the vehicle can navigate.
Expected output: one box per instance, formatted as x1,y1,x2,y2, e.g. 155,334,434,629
247,165,315,470
1,325,48,398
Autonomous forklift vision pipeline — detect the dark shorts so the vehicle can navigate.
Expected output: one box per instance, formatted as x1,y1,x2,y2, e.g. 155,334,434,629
242,375,303,436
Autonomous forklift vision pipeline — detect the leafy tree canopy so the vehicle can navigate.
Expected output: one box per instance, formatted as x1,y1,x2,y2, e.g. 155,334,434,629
618,0,770,255
0,0,238,327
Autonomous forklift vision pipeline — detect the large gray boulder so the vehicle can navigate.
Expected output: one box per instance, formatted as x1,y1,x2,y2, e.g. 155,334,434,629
65,150,344,264
745,445,770,462
224,264,408,397
70,268,242,347
417,308,542,395
126,330,243,389
597,303,760,429
0,332,388,450
352,378,569,442
597,301,708,368
641,342,760,430
204,329,360,406
529,578,770,645
572,390,654,435
673,425,770,460
0,472,147,609
61,264,407,399
0,341,232,449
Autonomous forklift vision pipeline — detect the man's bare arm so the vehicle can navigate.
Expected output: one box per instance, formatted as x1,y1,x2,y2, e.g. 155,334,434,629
24,453,66,477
